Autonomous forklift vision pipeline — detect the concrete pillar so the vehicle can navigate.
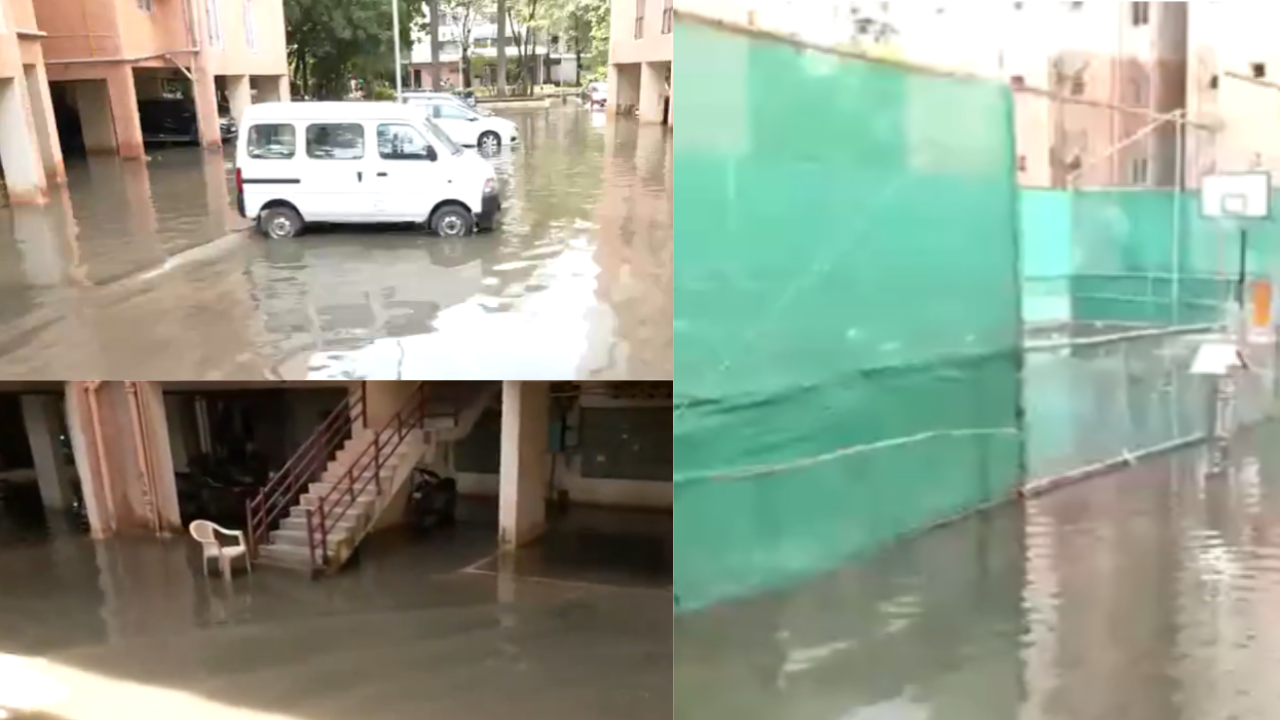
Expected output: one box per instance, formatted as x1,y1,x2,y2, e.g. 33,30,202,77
22,394,76,510
498,381,551,549
638,61,666,124
609,63,641,117
76,80,118,154
226,73,251,126
24,63,66,185
193,66,222,149
256,74,290,103
0,75,49,205
64,381,182,539
667,68,673,127
104,67,145,159
11,184,75,286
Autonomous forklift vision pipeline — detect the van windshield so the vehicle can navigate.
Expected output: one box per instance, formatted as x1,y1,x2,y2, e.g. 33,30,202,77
421,118,463,156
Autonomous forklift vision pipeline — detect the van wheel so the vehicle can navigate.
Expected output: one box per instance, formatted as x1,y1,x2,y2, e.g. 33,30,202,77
430,205,473,238
260,206,304,239
478,131,501,156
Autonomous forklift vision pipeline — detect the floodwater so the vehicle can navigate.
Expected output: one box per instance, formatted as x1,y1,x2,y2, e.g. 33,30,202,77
0,508,672,719
0,106,672,380
675,426,1280,720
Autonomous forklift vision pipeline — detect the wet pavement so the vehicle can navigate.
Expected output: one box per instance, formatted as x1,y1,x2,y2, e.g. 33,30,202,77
0,506,672,719
675,426,1280,720
0,108,672,380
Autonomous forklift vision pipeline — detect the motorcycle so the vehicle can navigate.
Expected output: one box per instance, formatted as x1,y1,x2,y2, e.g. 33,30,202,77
406,467,457,532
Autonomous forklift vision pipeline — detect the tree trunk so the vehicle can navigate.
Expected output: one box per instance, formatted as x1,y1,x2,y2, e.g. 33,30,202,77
462,49,472,88
427,0,441,90
496,0,508,97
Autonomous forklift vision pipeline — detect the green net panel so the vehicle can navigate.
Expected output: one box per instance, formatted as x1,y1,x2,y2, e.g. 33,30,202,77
673,17,1026,611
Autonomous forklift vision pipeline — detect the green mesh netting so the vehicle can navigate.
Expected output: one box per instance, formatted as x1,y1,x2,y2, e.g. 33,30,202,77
673,17,1026,611
1021,188,1280,328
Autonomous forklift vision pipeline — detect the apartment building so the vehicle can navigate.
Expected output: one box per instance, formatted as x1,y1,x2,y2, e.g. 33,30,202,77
609,0,672,124
1185,2,1280,184
899,1,1188,189
0,0,289,206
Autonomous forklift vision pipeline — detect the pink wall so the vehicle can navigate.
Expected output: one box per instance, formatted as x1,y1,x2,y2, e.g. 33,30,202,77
610,0,672,65
205,0,288,76
6,0,36,32
34,0,122,60
114,0,189,60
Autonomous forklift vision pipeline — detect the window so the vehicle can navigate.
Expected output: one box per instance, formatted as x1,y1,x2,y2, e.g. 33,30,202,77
1130,1,1149,26
413,69,422,88
1252,62,1267,79
1009,74,1026,88
1069,76,1086,96
246,123,296,159
206,0,224,48
662,0,673,34
137,0,153,12
1017,155,1027,172
1209,74,1220,90
634,0,645,39
244,0,257,51
1130,157,1150,185
378,124,433,159
305,123,365,159
434,103,474,121
421,119,463,156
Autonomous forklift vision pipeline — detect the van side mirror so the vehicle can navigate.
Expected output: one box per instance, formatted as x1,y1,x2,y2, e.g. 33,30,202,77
426,145,438,161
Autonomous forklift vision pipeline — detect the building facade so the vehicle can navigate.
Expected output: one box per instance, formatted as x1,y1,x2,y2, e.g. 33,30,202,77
0,0,290,206
609,0,672,124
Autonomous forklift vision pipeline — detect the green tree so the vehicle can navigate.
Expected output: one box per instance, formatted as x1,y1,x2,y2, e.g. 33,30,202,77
285,0,425,99
441,0,495,88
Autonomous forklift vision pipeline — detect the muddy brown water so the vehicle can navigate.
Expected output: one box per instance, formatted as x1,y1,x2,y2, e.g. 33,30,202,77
0,108,671,380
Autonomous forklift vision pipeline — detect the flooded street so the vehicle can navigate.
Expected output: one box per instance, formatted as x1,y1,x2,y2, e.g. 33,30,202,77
0,508,671,719
0,107,671,380
675,426,1280,720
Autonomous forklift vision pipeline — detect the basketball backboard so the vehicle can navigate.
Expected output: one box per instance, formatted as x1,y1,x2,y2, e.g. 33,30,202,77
1201,171,1272,219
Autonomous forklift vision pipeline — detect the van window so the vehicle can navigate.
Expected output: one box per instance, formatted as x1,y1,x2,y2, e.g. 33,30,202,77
245,123,296,159
305,123,365,160
377,124,432,160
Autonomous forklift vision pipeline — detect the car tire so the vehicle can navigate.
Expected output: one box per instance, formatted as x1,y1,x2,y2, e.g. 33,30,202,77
430,205,474,238
478,131,502,156
260,206,304,240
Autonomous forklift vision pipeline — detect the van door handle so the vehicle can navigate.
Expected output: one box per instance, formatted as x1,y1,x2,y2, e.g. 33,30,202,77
376,172,388,177
357,171,363,182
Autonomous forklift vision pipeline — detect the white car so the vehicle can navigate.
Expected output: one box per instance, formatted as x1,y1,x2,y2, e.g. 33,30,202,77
405,98,519,155
236,102,501,239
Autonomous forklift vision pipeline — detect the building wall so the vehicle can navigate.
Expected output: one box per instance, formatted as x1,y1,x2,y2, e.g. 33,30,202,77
611,0,672,65
32,0,122,60
1186,1,1280,182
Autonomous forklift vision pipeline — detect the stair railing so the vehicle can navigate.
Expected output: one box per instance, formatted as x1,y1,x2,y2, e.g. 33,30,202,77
305,383,428,570
245,384,368,557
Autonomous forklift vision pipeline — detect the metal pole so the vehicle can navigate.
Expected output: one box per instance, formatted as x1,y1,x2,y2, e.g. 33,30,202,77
392,0,403,99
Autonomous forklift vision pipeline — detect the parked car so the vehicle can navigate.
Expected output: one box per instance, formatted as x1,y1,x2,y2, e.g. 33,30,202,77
236,101,501,239
401,90,495,116
138,98,238,144
406,97,519,155
585,81,607,109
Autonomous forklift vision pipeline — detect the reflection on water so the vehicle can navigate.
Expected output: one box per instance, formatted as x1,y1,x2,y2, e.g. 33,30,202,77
0,108,672,380
0,527,670,719
676,427,1280,720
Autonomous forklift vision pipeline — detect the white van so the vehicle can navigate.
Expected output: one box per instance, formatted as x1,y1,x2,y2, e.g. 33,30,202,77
235,102,501,240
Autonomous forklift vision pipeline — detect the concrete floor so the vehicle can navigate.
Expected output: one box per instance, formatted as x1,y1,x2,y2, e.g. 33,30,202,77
0,504,672,719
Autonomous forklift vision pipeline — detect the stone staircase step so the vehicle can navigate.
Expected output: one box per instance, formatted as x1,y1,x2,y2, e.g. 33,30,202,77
287,504,364,522
269,527,355,548
256,544,319,571
279,514,359,534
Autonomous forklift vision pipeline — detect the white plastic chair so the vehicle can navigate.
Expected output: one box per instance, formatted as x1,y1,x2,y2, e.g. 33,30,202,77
188,520,252,578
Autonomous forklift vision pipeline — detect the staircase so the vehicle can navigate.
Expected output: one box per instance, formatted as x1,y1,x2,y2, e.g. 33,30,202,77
246,383,434,575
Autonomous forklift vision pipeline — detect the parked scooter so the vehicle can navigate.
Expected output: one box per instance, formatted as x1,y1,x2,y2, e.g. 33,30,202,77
407,467,457,532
